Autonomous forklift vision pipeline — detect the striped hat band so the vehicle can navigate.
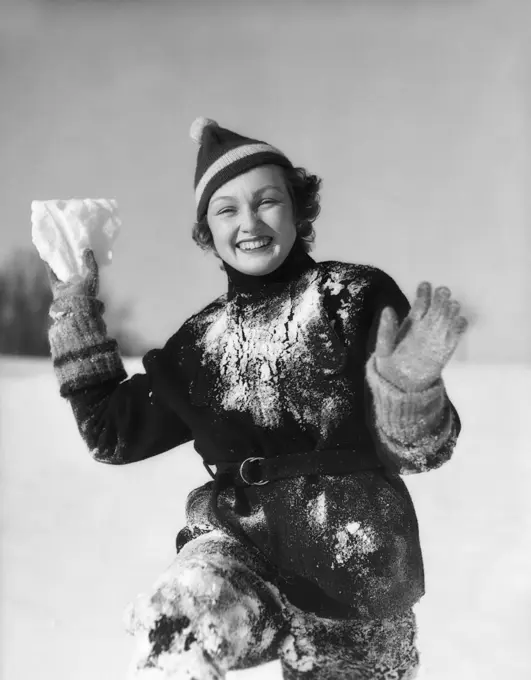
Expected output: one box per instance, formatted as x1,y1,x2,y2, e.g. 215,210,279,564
195,143,290,212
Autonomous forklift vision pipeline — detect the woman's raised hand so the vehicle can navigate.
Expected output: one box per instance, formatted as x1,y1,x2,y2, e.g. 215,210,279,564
46,249,100,300
46,249,100,320
373,282,468,392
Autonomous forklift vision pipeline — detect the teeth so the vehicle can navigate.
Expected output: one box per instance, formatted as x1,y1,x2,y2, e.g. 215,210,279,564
238,238,271,251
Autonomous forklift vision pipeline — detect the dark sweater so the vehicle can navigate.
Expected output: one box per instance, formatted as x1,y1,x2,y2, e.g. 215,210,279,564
49,240,460,619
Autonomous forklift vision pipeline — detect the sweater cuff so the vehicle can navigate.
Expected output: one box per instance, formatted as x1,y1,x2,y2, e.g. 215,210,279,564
365,353,446,443
49,296,127,396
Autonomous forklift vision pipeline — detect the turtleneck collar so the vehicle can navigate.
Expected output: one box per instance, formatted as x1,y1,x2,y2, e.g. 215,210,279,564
224,239,316,300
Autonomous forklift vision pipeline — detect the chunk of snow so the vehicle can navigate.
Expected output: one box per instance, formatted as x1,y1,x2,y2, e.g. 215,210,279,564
31,198,121,282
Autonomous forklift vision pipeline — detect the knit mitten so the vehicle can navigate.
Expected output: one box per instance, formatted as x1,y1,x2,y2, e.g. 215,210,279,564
47,249,126,395
373,282,468,392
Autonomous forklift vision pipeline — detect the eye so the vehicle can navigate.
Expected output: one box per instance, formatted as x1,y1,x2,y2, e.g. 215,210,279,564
217,206,236,216
259,198,278,207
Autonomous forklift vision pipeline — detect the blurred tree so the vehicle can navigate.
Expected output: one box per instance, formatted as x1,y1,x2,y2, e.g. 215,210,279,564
0,249,147,357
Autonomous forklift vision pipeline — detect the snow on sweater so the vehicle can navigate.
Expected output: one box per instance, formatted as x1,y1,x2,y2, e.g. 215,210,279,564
48,240,460,619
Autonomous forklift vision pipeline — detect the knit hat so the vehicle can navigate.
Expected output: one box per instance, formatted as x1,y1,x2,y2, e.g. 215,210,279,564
190,117,294,221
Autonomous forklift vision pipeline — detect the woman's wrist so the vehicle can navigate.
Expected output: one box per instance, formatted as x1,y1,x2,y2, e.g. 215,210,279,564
50,293,103,321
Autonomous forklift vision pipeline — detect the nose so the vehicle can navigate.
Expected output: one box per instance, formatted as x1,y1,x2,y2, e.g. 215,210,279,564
239,204,259,232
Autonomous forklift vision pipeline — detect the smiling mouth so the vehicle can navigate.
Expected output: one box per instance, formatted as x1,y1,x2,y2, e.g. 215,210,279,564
237,237,273,252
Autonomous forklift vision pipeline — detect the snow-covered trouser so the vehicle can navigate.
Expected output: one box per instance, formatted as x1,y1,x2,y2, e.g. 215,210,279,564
124,530,419,679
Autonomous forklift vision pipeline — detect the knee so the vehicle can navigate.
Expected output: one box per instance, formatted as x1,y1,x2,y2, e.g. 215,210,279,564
126,538,284,670
175,558,278,664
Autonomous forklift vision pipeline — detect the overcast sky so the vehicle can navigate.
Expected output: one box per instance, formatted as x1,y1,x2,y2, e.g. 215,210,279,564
1,0,529,362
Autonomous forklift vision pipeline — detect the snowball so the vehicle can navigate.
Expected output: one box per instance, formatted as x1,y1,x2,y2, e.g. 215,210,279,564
31,198,121,282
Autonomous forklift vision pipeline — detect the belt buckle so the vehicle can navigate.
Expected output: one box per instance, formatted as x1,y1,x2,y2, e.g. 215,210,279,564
239,457,268,486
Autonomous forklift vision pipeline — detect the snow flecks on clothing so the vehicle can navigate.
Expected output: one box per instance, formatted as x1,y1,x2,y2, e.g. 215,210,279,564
279,601,420,679
323,279,344,296
346,280,366,299
280,632,316,673
197,271,351,439
323,267,369,334
257,622,277,656
337,306,350,323
334,521,378,567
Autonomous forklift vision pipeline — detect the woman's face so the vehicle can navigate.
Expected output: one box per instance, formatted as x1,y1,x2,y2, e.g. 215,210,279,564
206,164,297,276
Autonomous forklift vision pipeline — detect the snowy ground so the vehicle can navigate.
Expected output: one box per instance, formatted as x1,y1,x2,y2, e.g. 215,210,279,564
1,358,529,680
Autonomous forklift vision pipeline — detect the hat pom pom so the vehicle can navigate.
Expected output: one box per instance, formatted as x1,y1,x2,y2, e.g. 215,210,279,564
190,117,218,145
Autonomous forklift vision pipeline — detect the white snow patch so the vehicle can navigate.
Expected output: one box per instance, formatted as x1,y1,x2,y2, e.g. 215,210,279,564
334,522,377,565
323,279,344,296
309,492,327,527
337,306,350,322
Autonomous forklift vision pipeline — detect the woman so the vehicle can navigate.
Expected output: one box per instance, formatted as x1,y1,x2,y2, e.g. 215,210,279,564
47,117,468,679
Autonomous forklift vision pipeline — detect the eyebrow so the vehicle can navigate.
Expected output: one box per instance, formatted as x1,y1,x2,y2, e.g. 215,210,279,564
210,184,285,205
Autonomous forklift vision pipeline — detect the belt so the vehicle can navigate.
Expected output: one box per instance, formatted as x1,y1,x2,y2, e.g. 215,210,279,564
203,448,383,487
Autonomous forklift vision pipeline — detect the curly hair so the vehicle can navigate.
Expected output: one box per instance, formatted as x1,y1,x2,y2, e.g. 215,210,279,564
192,166,322,260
